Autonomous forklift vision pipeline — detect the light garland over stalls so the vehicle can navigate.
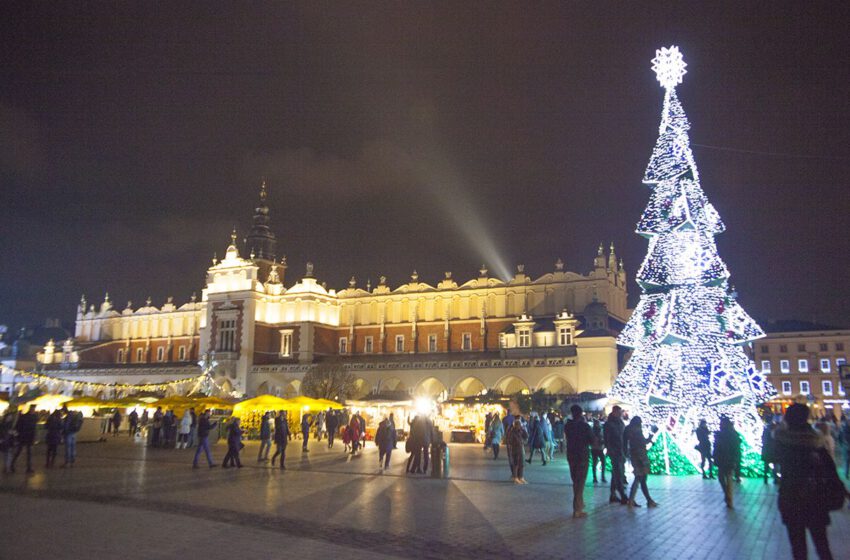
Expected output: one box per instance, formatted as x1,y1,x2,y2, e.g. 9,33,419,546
609,46,776,471
2,367,240,399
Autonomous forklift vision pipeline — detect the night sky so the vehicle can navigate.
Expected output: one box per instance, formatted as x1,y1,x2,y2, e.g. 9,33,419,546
1,3,849,331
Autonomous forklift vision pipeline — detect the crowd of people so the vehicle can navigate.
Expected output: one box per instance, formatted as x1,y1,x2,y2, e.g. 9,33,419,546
2,398,849,559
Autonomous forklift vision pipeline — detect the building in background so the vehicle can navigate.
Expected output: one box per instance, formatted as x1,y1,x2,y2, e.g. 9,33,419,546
34,185,631,400
754,320,849,415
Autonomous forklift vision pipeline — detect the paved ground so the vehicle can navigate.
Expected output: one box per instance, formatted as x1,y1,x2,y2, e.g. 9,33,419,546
1,437,849,559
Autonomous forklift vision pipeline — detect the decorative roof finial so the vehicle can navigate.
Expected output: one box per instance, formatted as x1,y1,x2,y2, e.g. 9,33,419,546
555,258,564,271
349,276,357,288
366,278,372,291
479,264,488,277
597,243,604,256
190,292,197,303
516,264,524,274
146,296,152,306
411,270,419,282
259,179,267,203
305,262,314,278
212,252,218,265
230,228,237,246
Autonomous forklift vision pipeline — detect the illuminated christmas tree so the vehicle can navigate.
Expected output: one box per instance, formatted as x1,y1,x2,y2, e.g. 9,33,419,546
610,46,776,470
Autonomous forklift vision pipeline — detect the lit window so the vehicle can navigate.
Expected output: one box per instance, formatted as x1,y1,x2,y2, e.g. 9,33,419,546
364,336,373,353
837,358,847,367
428,334,438,353
779,345,788,353
798,359,808,373
217,319,236,352
822,380,833,396
156,347,165,362
781,381,791,394
136,348,144,362
339,337,348,354
395,335,404,353
780,360,790,373
800,381,810,394
178,346,186,361
462,333,472,351
117,349,124,363
279,329,293,357
518,329,531,348
820,359,831,373
760,360,771,373
839,383,846,396
558,327,573,346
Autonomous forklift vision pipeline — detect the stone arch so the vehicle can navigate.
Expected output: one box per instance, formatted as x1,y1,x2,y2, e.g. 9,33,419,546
493,375,530,396
256,381,271,395
415,377,447,398
283,380,301,398
380,377,407,393
537,374,575,395
350,378,371,399
453,376,486,397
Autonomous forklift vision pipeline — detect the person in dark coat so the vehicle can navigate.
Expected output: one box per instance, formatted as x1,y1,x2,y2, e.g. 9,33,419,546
713,416,742,509
301,413,312,452
111,410,122,437
326,410,338,448
10,405,38,474
192,409,218,468
61,405,82,467
128,410,139,437
695,419,714,479
162,410,175,448
565,405,594,517
271,410,290,469
590,418,607,484
604,405,628,504
506,418,528,484
45,409,64,468
775,403,839,560
762,419,779,484
623,416,658,508
222,417,243,468
526,413,546,466
258,412,272,462
375,414,398,470
151,407,163,447
406,414,424,473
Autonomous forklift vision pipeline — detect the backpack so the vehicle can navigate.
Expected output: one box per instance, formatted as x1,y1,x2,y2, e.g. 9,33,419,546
812,448,847,512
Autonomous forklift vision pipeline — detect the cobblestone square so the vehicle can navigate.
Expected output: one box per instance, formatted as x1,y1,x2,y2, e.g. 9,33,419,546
2,438,848,559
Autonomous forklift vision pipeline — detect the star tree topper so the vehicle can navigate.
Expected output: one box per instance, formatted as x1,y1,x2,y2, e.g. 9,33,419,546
652,46,687,89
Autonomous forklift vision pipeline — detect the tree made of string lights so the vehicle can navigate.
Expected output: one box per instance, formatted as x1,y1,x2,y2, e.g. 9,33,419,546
609,46,775,470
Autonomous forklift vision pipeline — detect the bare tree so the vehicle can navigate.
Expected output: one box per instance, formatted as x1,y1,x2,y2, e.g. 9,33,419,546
301,360,356,401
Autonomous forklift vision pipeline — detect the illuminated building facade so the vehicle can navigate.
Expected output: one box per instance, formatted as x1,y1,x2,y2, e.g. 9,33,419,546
38,187,630,399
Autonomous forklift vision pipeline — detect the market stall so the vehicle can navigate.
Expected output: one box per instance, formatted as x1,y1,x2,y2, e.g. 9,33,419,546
436,398,508,444
346,398,413,441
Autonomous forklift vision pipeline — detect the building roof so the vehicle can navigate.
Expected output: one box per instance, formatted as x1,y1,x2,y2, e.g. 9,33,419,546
761,319,846,334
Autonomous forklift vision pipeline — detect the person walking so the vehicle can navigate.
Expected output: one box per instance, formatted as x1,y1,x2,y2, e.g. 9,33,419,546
188,408,197,448
162,410,175,448
222,417,243,468
761,419,779,484
506,417,528,484
590,418,607,484
178,409,192,449
623,416,659,508
553,414,565,455
326,410,338,448
565,405,594,518
192,410,218,469
1,409,17,473
696,419,714,479
45,409,63,468
111,409,122,437
541,413,555,463
128,409,139,437
301,413,312,452
10,404,37,474
151,407,163,447
348,415,361,455
271,410,289,469
526,412,546,466
406,414,423,473
258,411,272,462
61,405,82,467
489,413,504,459
375,414,397,470
775,403,842,560
604,405,628,504
840,418,850,480
713,416,742,509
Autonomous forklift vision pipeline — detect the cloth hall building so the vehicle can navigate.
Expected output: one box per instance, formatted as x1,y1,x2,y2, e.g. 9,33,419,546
37,186,632,400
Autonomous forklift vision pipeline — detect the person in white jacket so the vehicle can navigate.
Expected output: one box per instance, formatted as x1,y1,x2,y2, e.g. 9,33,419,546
178,410,192,449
